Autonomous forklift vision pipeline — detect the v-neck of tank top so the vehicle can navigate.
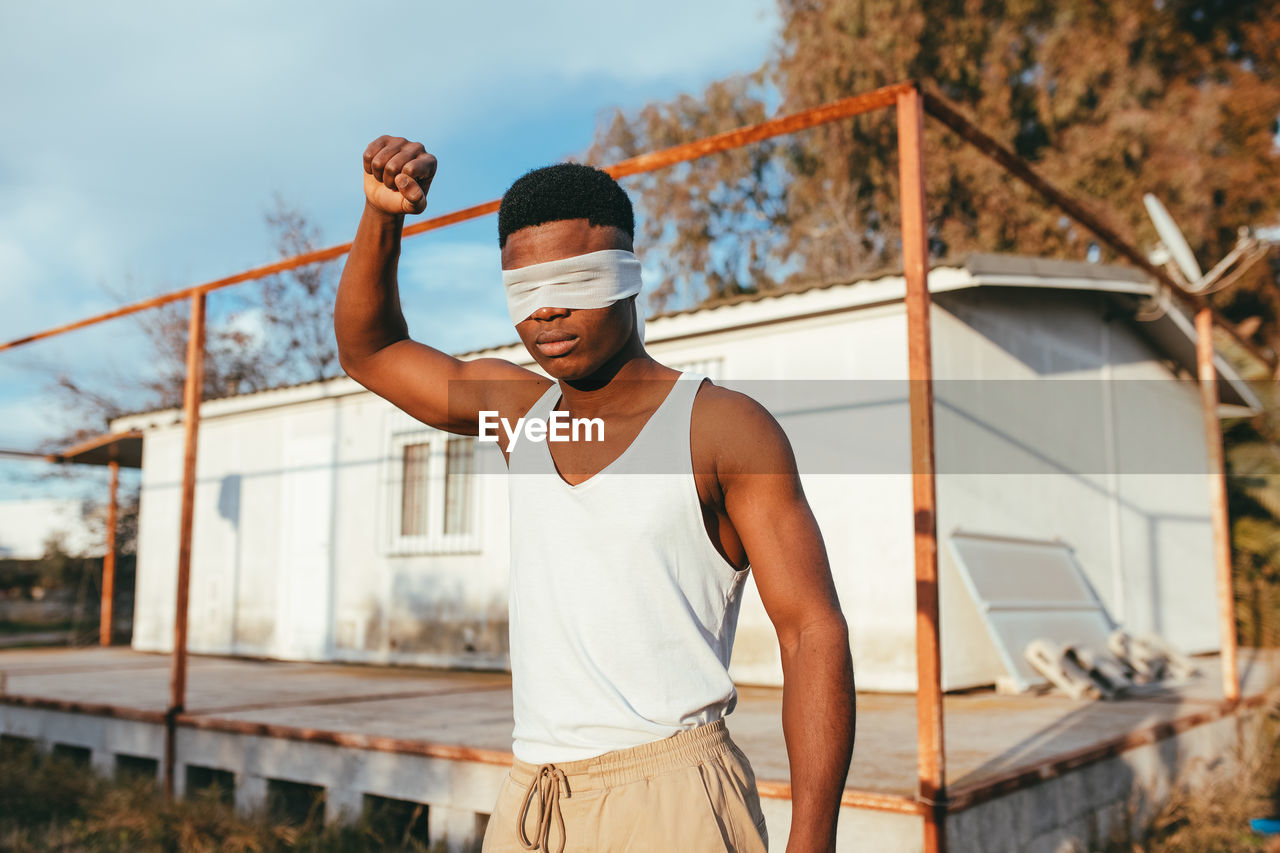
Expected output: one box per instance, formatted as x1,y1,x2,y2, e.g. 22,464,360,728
539,371,690,490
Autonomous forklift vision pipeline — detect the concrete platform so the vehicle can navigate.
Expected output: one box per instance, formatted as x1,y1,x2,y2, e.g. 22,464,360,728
1,646,1276,852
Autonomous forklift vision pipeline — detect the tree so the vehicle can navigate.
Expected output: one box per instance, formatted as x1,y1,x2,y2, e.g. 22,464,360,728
590,0,1280,349
45,200,341,447
593,0,1280,645
258,194,342,387
1221,333,1280,647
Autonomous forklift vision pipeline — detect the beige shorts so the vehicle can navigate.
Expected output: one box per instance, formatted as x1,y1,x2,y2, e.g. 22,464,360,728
481,718,769,852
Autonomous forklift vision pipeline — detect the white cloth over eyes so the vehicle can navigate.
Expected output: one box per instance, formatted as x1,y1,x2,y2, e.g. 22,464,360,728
502,249,644,341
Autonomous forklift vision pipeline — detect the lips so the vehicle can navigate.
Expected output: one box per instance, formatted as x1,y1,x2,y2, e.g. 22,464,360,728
534,329,579,357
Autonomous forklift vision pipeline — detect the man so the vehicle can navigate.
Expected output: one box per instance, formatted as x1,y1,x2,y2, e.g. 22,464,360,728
335,135,855,852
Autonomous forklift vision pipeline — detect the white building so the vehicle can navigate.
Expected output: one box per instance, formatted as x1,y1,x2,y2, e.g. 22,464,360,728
111,254,1260,692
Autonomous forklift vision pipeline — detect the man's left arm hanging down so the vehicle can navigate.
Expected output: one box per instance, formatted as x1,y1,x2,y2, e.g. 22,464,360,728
708,390,856,853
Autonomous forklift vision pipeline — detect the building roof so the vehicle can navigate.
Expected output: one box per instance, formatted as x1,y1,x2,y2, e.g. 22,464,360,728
109,252,1261,433
48,430,143,469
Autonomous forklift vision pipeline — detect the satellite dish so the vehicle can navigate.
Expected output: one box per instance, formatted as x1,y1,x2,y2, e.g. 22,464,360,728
1144,193,1203,287
1142,193,1272,296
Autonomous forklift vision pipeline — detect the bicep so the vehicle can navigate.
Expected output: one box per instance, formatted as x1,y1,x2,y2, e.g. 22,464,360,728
719,403,845,649
349,341,549,434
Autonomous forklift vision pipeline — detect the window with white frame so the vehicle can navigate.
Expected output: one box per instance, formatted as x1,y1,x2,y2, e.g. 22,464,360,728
386,428,480,555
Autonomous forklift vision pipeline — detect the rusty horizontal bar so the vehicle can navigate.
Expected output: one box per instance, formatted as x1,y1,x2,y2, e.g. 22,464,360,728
839,789,927,815
944,691,1273,813
0,693,167,725
173,712,519,766
605,82,912,180
47,429,143,467
921,90,1277,372
402,199,501,239
756,779,925,814
0,447,50,459
0,83,909,354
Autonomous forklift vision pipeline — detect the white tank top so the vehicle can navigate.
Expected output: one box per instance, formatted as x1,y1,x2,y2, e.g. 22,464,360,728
506,371,750,764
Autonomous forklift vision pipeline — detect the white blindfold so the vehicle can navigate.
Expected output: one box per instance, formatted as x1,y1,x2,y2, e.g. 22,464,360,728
502,249,644,341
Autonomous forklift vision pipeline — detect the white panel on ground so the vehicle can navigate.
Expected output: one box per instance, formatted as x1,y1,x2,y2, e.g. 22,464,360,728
947,531,1117,691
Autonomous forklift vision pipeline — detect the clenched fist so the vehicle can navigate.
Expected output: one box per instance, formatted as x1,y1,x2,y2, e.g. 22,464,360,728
363,136,437,215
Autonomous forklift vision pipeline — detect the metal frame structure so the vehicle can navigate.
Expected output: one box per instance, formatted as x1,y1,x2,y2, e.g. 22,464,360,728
4,80,1265,851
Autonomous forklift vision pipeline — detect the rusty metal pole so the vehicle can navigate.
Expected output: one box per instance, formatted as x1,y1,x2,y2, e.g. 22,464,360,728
165,291,206,797
1195,308,1240,702
99,459,119,647
898,84,948,853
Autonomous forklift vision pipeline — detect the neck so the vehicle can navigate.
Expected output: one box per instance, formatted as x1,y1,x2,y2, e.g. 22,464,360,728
557,340,678,418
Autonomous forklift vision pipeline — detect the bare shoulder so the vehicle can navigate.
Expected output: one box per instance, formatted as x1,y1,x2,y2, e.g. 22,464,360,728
691,380,796,475
362,345,552,435
462,357,552,410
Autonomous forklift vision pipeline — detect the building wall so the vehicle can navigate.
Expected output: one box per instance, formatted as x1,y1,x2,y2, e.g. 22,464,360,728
930,288,1216,690
131,283,1220,692
133,391,515,667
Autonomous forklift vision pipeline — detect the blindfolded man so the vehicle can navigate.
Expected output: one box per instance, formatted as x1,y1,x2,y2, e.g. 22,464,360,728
334,136,855,853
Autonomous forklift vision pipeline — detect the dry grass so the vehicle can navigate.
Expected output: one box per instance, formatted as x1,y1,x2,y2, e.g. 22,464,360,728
0,741,454,853
1099,698,1280,853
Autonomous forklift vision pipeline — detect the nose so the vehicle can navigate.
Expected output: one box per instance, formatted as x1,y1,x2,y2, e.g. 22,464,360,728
529,305,570,321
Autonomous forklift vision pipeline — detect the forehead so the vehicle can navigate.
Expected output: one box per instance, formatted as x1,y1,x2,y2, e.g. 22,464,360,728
501,219,631,270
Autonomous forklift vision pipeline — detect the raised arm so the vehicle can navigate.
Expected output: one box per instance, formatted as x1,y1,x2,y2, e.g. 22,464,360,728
703,388,855,853
335,136,548,435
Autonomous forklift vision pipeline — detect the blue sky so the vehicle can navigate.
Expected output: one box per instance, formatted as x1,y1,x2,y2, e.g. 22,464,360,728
0,0,780,497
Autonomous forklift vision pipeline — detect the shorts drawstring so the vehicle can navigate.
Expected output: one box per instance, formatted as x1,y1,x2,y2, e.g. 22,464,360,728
517,763,570,853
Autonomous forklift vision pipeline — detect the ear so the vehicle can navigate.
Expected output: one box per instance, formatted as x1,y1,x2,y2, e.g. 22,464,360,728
598,224,633,252
630,295,645,345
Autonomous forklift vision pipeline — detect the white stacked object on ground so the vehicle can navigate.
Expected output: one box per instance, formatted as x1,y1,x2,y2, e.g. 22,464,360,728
1025,629,1200,701
1107,629,1200,683
1024,640,1134,700
1025,639,1104,699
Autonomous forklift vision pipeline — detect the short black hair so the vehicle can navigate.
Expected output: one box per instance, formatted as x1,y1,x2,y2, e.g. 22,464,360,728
498,163,634,248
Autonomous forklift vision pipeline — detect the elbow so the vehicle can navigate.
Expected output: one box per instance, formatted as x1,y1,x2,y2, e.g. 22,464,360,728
807,611,850,643
336,348,367,385
778,612,850,659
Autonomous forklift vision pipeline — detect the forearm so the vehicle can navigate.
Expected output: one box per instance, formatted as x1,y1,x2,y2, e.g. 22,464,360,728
334,202,410,371
779,618,855,853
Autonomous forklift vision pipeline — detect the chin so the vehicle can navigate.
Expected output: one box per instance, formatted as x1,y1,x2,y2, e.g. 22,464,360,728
540,357,600,382
519,344,581,379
